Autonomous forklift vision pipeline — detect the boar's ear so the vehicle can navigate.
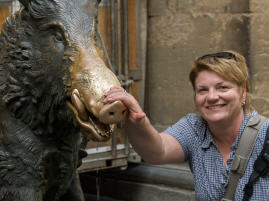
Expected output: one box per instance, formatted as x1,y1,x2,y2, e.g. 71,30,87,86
18,0,31,9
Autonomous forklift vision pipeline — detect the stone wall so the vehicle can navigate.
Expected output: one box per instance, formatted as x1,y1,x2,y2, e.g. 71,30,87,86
249,1,269,116
145,0,269,130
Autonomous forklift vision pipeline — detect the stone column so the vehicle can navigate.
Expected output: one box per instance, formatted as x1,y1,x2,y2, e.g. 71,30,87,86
249,0,269,116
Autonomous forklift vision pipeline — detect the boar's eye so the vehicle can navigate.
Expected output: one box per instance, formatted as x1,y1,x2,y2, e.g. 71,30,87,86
40,23,66,43
54,31,64,42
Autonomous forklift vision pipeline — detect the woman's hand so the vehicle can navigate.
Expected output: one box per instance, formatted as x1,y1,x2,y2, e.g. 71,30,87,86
104,87,185,164
104,86,146,121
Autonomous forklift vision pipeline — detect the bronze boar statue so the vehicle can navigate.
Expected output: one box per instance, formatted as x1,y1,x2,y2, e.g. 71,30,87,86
0,0,127,200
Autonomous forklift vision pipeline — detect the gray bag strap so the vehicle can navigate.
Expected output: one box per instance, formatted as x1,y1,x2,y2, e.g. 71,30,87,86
221,114,267,201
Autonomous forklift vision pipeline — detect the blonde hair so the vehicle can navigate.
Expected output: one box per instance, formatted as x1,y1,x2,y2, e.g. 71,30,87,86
189,51,253,114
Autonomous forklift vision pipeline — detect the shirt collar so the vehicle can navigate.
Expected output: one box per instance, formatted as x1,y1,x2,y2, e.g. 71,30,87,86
201,120,213,149
201,111,257,150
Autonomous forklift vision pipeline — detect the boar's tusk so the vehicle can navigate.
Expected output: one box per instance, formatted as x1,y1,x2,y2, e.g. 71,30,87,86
71,89,88,121
67,101,103,141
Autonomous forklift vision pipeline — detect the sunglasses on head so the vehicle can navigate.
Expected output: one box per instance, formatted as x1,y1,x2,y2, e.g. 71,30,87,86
196,52,237,61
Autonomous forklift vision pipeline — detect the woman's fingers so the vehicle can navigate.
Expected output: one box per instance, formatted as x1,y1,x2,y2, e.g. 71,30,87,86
130,111,146,119
104,86,124,97
104,87,145,120
104,89,128,104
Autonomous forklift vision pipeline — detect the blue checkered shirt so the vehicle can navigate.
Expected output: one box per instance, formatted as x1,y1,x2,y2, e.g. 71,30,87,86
164,111,269,201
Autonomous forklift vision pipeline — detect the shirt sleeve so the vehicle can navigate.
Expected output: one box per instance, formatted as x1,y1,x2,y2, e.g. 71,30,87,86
164,114,205,161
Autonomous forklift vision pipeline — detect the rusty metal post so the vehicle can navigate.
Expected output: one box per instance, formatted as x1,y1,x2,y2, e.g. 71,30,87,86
123,0,130,156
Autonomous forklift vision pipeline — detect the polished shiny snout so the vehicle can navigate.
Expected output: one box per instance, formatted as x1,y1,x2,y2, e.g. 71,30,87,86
99,101,127,124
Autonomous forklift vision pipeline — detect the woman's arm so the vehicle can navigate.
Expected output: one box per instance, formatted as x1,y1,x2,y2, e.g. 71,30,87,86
104,87,185,164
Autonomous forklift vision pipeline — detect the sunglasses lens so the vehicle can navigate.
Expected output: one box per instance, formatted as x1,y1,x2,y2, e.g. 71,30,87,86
197,52,237,61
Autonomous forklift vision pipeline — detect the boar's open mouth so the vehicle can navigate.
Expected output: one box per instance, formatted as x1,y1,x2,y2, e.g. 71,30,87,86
67,89,113,142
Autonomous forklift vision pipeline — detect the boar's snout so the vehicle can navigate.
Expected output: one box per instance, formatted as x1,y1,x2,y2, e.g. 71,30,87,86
67,48,127,141
99,101,127,124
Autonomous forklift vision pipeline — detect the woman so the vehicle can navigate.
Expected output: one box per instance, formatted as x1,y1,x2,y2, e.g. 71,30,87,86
104,51,269,201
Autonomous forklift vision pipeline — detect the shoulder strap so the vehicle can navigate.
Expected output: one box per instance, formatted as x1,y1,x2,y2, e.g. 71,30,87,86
242,119,269,201
221,114,267,201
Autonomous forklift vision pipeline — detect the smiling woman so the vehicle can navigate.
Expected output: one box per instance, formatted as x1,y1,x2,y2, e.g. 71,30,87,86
104,50,269,201
189,52,250,166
